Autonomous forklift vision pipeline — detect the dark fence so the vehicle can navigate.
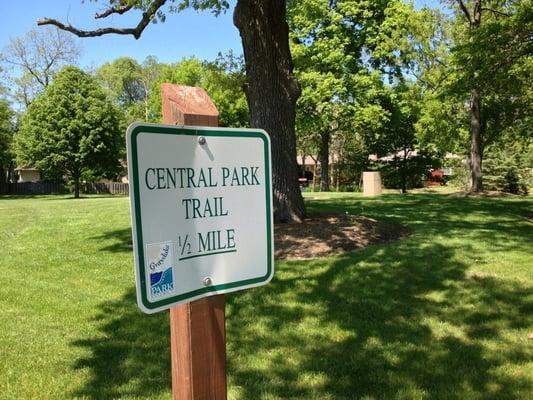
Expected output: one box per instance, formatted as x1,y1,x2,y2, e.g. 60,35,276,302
82,182,129,195
0,182,129,196
0,181,67,195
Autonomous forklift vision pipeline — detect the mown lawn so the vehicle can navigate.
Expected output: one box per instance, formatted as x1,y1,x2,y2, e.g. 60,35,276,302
0,192,531,399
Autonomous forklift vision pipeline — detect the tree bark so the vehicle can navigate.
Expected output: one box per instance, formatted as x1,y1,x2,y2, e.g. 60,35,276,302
311,156,318,192
319,131,330,192
6,161,15,194
469,1,483,192
143,81,149,122
0,165,5,195
469,87,483,192
458,0,484,192
73,176,80,198
401,150,408,194
234,0,305,223
334,161,340,192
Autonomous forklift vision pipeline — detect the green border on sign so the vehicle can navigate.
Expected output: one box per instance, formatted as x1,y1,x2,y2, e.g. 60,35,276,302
130,124,273,310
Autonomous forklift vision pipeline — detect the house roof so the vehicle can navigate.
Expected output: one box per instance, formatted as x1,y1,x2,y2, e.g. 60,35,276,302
15,167,39,172
297,154,340,165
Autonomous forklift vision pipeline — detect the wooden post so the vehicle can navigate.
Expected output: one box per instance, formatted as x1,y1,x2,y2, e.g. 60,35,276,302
161,83,227,400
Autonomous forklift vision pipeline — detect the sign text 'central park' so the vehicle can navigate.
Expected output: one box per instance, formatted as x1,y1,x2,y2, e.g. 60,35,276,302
126,123,274,314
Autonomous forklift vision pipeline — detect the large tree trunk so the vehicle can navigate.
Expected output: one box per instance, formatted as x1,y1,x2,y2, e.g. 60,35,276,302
334,160,340,192
401,150,408,194
311,157,318,192
0,165,5,195
469,1,483,192
73,176,80,198
469,88,483,192
319,131,330,192
459,0,483,193
234,0,305,223
6,161,15,194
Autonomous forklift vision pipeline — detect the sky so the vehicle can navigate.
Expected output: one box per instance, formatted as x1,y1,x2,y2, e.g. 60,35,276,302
0,0,242,68
0,1,444,70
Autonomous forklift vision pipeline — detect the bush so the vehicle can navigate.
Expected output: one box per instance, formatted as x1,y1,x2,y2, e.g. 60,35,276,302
449,144,531,194
334,148,369,191
372,152,440,191
337,183,360,192
446,158,469,190
483,144,530,195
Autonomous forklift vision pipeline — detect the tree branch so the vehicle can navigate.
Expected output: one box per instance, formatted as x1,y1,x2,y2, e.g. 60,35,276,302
37,0,167,40
481,8,510,18
95,4,134,19
455,0,472,24
36,18,141,38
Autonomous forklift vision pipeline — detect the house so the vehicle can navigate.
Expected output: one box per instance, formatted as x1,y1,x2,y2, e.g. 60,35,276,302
296,154,341,186
297,154,340,173
15,167,40,183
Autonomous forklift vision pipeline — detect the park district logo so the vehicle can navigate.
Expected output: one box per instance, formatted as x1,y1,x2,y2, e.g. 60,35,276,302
146,242,174,299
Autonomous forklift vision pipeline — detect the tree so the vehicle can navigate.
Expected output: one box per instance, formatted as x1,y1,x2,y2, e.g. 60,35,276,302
38,0,305,222
454,0,484,192
96,56,161,122
0,99,14,190
289,0,440,192
14,66,123,198
1,27,81,107
0,68,7,98
203,52,249,128
289,0,353,192
372,84,441,193
449,0,532,192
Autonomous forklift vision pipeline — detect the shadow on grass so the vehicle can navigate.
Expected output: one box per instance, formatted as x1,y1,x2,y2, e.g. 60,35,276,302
309,194,533,253
93,227,133,253
72,194,532,399
226,240,532,399
71,289,171,399
0,194,67,200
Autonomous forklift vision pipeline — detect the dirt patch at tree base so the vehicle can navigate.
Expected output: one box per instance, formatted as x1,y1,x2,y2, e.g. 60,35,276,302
274,214,409,260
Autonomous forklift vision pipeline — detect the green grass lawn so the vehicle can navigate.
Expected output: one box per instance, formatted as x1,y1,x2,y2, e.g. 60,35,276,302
0,192,531,399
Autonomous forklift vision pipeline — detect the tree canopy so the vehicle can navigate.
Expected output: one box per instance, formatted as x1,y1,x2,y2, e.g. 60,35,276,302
1,27,81,108
37,0,305,221
95,53,249,127
96,56,159,122
288,0,444,191
0,0,527,198
0,99,14,187
442,0,533,191
14,66,124,197
38,0,305,221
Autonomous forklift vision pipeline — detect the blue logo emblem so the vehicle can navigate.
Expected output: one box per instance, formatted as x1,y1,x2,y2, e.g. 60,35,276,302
147,242,174,298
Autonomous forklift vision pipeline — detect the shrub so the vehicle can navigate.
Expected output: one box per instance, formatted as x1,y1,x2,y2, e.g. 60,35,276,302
483,144,530,195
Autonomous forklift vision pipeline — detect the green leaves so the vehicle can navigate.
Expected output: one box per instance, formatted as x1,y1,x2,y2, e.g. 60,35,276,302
167,0,230,16
146,53,249,127
0,100,14,170
436,0,533,152
15,66,123,183
95,56,157,123
289,0,437,160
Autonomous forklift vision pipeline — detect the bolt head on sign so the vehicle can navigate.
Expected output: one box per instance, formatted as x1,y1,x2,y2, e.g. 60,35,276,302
126,123,274,314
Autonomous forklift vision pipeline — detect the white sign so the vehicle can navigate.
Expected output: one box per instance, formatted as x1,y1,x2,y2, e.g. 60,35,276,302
126,123,274,313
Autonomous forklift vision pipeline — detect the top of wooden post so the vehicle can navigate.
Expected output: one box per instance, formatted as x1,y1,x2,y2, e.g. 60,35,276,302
161,83,219,127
